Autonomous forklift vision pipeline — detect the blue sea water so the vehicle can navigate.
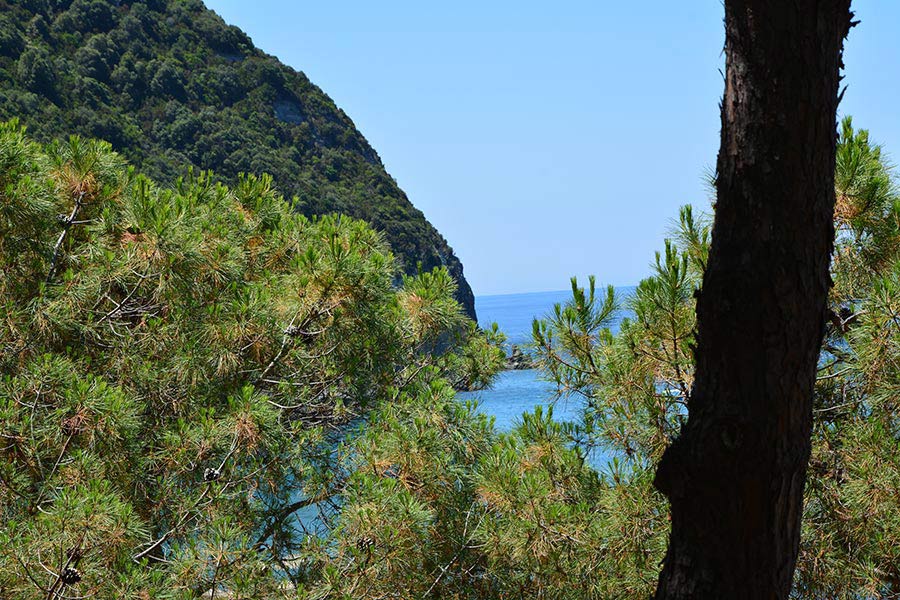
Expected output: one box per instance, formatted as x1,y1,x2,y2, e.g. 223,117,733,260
458,287,634,432
457,368,582,429
474,289,575,346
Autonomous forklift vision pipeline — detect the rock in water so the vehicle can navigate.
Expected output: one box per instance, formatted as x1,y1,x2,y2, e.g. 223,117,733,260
506,344,534,370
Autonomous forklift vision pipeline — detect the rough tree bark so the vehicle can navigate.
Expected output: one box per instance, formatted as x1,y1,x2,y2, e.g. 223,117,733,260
653,2,853,598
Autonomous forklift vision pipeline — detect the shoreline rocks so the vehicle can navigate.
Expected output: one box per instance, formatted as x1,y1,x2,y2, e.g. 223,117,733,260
505,344,535,370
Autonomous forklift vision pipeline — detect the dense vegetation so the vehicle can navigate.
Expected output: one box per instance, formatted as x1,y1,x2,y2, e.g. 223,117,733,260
0,3,896,590
4,114,897,599
0,0,476,317
530,117,900,598
0,121,504,598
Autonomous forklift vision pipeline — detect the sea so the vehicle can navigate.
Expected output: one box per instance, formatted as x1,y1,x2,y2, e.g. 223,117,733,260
457,287,634,433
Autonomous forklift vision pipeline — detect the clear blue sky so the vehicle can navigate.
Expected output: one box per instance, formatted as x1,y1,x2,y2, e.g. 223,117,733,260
204,1,899,296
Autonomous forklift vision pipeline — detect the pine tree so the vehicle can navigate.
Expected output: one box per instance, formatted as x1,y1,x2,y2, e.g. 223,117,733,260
652,1,853,596
0,121,503,599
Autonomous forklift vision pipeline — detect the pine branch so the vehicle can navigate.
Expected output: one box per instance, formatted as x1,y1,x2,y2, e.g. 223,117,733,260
252,487,342,551
46,191,86,284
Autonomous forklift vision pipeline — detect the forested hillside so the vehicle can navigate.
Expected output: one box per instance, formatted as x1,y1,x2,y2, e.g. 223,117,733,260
0,0,477,317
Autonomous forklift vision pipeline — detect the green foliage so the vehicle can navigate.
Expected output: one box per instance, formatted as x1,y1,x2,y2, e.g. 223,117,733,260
306,384,666,599
309,377,496,599
3,47,897,595
0,0,476,316
444,321,508,391
16,45,56,97
474,408,666,598
529,118,900,599
303,119,900,600
0,123,500,599
832,116,900,303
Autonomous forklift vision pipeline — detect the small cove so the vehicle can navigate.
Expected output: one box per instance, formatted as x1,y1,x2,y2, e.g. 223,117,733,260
457,287,635,468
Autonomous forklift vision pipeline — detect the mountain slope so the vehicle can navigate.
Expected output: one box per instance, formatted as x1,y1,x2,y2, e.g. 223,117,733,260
0,0,475,317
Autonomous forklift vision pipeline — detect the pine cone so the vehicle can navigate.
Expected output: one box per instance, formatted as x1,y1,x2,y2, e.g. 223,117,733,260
60,567,81,585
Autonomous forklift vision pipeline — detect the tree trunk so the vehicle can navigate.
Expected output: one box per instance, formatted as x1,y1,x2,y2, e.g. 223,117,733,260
653,2,853,598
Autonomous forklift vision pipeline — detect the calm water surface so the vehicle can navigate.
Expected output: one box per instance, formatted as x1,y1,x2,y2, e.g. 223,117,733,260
458,287,634,432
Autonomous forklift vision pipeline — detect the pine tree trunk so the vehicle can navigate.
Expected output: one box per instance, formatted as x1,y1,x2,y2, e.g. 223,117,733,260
652,1,853,598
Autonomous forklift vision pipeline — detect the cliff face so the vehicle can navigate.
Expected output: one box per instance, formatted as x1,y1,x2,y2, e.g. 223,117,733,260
0,0,476,318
